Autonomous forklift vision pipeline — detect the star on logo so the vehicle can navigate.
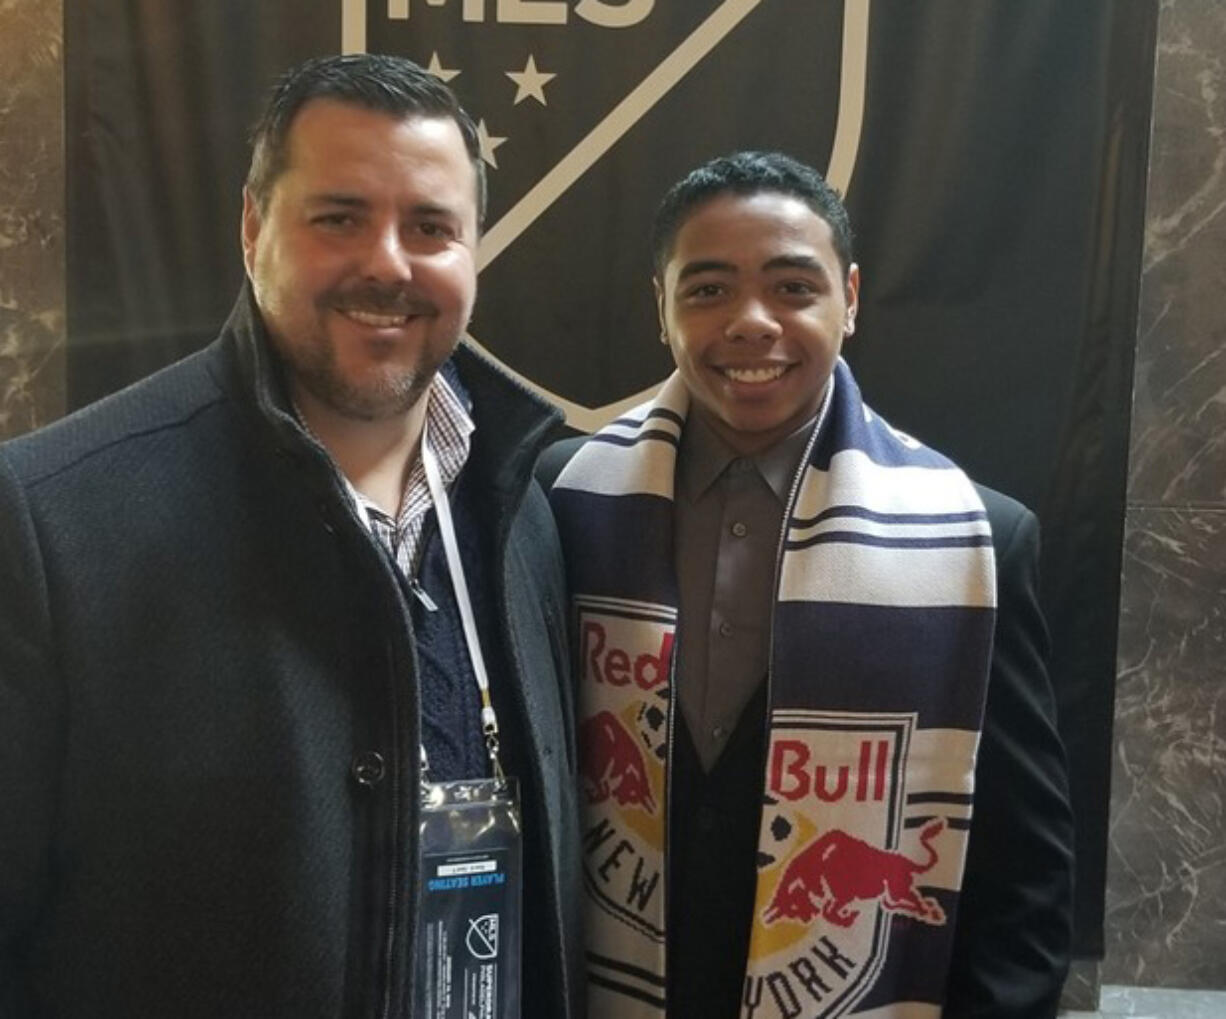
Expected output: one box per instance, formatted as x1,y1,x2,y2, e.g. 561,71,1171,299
506,54,556,107
476,119,507,169
426,51,459,83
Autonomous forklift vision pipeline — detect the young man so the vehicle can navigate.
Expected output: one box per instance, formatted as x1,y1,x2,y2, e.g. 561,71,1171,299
0,55,580,1018
543,152,1073,1018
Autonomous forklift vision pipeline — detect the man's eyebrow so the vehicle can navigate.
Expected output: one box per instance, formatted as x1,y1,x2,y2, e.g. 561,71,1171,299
409,202,459,219
304,193,369,208
303,195,460,220
676,259,736,283
763,253,827,273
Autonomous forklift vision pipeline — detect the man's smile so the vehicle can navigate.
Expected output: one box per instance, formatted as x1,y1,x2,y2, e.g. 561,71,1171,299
719,363,791,384
337,307,416,328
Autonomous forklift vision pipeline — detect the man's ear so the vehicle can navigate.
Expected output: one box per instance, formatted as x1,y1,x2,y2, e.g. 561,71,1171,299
843,262,861,337
240,188,261,279
653,277,667,344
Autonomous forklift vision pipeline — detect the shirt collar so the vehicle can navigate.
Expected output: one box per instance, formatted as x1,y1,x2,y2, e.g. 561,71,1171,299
756,418,818,503
678,406,820,506
349,372,474,526
292,371,474,528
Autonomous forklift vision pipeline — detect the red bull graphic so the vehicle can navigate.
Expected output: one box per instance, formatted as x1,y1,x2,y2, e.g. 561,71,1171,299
762,819,947,929
576,598,675,947
581,710,657,813
743,711,974,1018
582,618,673,691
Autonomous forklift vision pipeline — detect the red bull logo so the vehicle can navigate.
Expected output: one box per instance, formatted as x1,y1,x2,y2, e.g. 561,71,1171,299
770,737,891,803
763,819,947,929
582,620,672,690
580,710,657,813
745,713,974,1016
575,599,672,939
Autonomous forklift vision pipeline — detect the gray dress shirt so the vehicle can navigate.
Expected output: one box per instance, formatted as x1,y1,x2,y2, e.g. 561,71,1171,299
673,412,815,771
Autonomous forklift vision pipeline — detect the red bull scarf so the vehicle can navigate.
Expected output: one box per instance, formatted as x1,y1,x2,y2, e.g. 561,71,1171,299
549,359,996,1019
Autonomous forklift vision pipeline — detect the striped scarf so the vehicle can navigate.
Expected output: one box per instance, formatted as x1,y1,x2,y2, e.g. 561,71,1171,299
550,360,996,1018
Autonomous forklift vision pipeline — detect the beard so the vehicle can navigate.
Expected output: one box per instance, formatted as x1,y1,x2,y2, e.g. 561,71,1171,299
267,281,464,422
288,340,440,422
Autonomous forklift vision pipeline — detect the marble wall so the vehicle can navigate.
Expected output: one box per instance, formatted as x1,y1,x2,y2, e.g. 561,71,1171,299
0,0,66,440
1104,0,1226,991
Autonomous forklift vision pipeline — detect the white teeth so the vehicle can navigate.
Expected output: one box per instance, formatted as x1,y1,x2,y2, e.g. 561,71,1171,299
342,309,410,328
724,365,786,383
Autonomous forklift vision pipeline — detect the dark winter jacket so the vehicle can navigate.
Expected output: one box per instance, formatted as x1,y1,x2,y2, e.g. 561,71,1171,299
0,288,582,1019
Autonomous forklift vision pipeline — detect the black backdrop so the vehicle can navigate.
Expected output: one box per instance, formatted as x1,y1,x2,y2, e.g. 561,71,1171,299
64,0,1159,958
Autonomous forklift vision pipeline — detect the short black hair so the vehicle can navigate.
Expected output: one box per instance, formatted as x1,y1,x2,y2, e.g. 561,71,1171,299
246,53,486,226
651,151,854,279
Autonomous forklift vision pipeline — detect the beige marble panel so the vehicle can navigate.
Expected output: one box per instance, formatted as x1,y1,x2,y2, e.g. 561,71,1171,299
1106,0,1226,991
1106,507,1226,987
0,0,65,440
1128,0,1226,507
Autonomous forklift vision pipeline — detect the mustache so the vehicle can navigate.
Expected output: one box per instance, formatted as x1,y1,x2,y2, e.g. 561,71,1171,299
327,284,437,317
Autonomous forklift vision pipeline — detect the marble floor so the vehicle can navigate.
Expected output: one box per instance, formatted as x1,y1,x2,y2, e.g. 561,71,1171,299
1062,985,1226,1018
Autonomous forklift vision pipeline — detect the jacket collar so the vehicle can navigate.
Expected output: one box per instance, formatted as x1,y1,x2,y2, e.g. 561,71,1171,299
213,281,564,503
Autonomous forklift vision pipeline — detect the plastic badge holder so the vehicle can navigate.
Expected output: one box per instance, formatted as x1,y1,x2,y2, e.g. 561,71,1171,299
417,777,523,1019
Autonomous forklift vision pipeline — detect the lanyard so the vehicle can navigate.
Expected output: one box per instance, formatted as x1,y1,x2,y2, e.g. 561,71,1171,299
420,424,506,782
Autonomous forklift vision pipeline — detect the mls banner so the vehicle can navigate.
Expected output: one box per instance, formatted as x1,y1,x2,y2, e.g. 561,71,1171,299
64,0,1158,959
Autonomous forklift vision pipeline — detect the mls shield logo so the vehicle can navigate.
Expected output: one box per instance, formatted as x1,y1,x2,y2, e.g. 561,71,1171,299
339,0,870,429
743,711,949,1018
465,913,500,959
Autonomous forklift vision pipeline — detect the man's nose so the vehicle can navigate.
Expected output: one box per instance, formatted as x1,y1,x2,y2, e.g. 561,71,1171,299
362,224,414,282
726,297,782,343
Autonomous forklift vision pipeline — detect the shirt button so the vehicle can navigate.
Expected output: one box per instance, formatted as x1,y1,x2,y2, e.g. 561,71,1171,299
718,620,733,638
731,521,748,538
351,751,386,787
712,725,727,740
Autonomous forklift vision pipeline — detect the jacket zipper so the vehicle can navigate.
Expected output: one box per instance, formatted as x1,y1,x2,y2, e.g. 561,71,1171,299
379,661,401,1019
661,610,679,1012
747,381,835,1000
762,382,835,766
319,485,407,1019
380,563,421,1019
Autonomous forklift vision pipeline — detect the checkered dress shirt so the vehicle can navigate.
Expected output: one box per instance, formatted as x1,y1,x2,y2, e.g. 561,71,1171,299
352,376,473,576
296,374,474,577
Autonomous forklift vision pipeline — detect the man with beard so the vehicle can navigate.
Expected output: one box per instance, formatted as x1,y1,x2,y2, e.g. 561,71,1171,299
542,152,1072,1018
0,54,580,1019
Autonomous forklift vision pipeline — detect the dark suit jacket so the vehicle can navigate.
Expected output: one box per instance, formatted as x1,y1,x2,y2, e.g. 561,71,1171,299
538,436,1074,1018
